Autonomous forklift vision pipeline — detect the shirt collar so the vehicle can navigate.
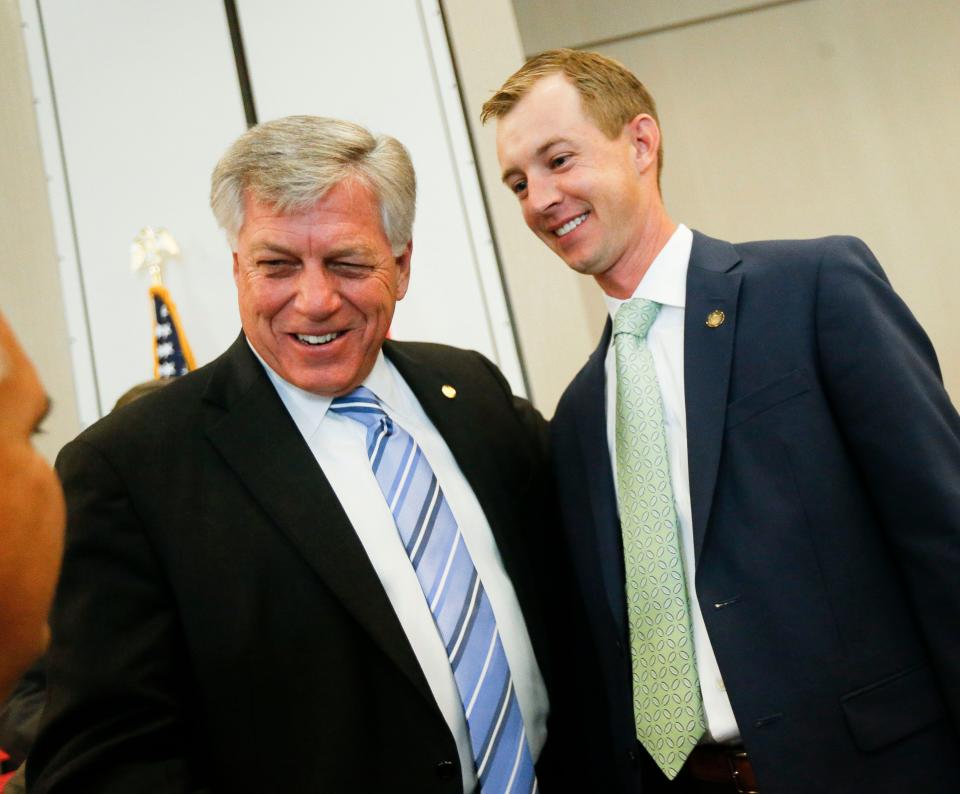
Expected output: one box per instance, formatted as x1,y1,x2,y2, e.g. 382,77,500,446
604,223,692,321
250,340,398,441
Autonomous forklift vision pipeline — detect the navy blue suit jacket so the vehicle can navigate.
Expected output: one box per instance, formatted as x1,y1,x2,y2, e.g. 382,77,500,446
551,232,960,793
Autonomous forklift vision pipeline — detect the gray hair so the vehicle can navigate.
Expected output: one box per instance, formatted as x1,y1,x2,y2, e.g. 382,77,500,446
210,115,416,254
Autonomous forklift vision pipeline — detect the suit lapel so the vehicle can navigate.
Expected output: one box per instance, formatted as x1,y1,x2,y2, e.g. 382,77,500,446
684,232,742,563
570,323,630,636
384,341,549,665
385,342,519,568
202,337,435,707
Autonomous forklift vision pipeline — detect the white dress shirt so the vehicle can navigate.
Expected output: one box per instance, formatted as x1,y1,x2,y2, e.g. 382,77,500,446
257,348,549,792
603,224,741,743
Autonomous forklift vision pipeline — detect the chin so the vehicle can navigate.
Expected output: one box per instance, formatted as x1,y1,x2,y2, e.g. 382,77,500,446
560,255,597,275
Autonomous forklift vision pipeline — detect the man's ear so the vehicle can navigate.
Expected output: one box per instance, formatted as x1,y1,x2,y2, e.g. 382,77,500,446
395,240,413,300
626,113,660,175
232,252,240,284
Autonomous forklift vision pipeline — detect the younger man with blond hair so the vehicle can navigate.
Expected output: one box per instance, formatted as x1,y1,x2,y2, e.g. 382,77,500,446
486,49,960,793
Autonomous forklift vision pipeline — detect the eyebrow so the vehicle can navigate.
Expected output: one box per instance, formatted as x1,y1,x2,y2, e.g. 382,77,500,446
251,243,377,261
500,137,571,184
251,243,299,259
325,245,376,260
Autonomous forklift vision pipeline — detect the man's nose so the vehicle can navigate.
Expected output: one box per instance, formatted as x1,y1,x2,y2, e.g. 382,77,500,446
527,175,562,214
295,264,341,316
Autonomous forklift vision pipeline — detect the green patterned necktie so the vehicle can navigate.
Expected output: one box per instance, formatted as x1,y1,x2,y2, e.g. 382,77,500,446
613,298,706,779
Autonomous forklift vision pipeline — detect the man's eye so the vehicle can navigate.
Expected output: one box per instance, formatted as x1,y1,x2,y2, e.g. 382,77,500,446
511,179,527,195
330,261,371,275
258,260,298,275
551,155,569,168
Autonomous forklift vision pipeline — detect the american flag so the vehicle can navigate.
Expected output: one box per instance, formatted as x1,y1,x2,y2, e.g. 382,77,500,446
150,285,195,378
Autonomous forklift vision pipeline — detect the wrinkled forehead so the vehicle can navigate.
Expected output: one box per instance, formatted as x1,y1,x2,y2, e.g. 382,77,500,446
237,181,393,260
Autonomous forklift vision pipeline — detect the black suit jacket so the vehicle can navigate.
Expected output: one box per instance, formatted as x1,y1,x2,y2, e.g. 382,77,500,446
552,233,960,793
29,337,566,793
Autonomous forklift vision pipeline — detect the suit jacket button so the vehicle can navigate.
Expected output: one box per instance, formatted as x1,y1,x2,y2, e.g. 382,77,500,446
435,760,456,780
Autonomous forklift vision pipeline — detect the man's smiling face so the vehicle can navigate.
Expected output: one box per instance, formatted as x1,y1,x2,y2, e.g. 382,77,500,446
233,178,410,396
496,73,656,287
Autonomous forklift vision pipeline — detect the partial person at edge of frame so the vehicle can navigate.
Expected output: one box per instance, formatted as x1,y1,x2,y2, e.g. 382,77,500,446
0,311,65,793
0,378,173,792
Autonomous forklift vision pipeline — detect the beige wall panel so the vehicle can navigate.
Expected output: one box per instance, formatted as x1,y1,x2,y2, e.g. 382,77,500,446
514,0,778,53
0,0,80,462
443,0,605,415
596,0,959,401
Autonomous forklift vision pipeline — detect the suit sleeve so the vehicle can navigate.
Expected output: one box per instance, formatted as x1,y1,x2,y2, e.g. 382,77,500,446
27,439,209,794
815,236,960,726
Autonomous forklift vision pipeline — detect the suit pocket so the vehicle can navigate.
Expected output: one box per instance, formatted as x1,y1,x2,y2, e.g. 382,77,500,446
726,368,811,429
841,664,946,752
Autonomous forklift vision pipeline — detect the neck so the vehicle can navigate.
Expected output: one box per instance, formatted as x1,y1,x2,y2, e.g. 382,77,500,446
595,204,676,299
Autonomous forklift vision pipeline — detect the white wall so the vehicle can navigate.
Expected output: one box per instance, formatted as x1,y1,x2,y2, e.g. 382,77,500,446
0,0,80,463
26,0,248,418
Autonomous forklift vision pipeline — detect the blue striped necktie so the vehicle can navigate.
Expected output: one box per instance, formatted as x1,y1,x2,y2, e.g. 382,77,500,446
330,386,537,794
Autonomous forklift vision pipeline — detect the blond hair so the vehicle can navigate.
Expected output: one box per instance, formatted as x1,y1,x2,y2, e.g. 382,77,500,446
210,115,416,254
481,49,663,181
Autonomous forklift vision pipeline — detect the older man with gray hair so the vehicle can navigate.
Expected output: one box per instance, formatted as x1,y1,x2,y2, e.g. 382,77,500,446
27,116,570,794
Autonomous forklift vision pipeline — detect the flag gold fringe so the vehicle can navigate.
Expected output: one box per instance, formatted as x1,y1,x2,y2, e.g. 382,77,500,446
149,284,196,378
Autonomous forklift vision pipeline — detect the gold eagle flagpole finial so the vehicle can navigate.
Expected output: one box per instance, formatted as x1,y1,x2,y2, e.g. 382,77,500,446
130,226,180,285
130,226,195,378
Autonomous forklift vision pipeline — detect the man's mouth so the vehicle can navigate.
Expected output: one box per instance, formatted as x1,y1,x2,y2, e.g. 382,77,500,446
554,212,589,237
295,332,341,346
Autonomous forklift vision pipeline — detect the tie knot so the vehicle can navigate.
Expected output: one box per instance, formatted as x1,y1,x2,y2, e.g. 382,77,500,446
614,298,661,340
329,386,388,429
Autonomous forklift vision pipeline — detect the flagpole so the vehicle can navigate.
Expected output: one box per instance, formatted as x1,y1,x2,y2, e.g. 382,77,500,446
131,227,195,378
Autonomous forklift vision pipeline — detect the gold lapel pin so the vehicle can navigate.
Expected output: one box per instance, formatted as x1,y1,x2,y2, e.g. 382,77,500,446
441,384,457,399
705,309,726,328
